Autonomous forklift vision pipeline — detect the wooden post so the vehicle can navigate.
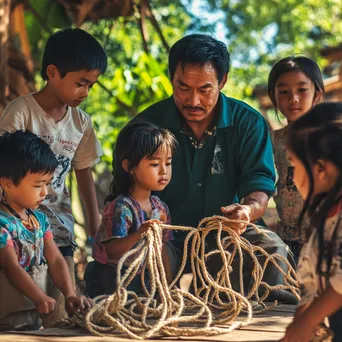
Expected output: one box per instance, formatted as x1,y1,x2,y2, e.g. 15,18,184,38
0,0,10,113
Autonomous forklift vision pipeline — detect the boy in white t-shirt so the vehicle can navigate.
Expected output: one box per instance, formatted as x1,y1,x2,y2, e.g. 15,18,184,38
0,28,107,325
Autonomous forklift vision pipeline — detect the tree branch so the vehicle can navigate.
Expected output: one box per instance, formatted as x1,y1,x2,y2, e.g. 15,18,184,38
146,0,170,53
104,20,115,49
137,0,149,53
24,0,53,34
96,80,137,117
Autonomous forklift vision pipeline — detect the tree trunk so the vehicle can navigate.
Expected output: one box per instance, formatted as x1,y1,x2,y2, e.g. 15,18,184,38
0,0,140,113
8,3,35,102
0,1,35,113
0,0,10,113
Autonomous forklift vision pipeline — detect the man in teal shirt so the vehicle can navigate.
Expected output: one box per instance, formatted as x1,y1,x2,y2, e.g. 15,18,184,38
134,34,296,303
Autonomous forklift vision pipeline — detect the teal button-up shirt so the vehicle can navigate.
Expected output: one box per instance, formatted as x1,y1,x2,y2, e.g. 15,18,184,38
135,93,276,240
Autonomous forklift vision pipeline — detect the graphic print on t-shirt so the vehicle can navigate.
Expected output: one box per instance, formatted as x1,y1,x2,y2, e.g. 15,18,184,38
52,154,71,190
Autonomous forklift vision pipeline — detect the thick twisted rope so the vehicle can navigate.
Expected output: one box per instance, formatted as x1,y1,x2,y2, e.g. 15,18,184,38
57,216,300,339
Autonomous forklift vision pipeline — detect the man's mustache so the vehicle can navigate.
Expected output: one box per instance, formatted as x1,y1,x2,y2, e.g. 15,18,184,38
183,106,205,111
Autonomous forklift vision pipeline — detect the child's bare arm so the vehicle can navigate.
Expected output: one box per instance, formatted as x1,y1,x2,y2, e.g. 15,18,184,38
44,238,92,313
299,285,342,325
283,286,342,341
44,239,76,297
75,167,101,238
105,233,145,263
293,303,310,318
105,220,157,263
0,246,56,314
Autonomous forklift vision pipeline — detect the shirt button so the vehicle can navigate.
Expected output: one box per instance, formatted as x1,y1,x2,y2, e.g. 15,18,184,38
197,183,202,187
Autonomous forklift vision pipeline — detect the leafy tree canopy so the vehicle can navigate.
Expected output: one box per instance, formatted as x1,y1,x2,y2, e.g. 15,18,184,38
206,0,342,96
20,0,342,167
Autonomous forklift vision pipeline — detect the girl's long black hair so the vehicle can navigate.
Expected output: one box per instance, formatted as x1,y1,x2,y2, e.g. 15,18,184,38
105,120,178,204
287,102,342,277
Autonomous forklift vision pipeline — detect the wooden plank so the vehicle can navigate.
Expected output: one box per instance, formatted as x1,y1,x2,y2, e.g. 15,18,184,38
0,304,294,342
0,330,286,342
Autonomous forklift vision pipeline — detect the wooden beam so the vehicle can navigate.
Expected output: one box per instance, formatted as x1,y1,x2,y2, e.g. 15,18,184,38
0,0,11,112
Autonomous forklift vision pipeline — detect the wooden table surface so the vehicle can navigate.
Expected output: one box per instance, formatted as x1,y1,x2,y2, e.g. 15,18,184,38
0,304,294,342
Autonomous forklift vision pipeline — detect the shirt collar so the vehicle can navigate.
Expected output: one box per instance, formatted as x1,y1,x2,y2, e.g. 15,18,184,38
216,92,232,128
180,113,218,149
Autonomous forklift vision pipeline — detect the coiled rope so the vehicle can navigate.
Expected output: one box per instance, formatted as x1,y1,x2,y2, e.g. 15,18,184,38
58,216,299,339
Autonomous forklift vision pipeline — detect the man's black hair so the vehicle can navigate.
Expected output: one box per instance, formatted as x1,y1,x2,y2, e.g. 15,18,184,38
168,34,230,83
41,28,108,80
0,130,57,185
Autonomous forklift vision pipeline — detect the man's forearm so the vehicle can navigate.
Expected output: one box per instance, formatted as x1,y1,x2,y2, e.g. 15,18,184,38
241,191,269,222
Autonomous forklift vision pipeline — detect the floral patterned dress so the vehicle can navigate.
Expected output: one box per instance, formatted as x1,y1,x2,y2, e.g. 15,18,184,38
271,127,311,259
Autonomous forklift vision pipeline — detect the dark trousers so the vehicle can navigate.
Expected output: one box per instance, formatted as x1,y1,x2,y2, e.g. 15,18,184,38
84,261,149,298
283,240,303,265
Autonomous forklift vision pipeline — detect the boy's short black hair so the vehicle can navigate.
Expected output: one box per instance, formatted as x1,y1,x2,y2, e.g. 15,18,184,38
41,28,108,80
168,34,230,83
0,130,57,185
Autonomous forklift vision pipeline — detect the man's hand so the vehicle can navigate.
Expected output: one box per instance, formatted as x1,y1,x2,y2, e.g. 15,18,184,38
65,295,93,315
221,203,251,235
34,294,56,314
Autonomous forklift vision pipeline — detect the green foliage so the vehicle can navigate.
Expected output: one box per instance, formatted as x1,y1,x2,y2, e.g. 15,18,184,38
206,0,342,98
209,0,342,56
23,0,342,167
25,0,71,72
24,1,190,171
79,2,190,171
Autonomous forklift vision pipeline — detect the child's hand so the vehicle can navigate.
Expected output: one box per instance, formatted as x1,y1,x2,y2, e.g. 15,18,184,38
282,316,315,342
138,219,161,236
65,295,93,315
34,294,56,314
